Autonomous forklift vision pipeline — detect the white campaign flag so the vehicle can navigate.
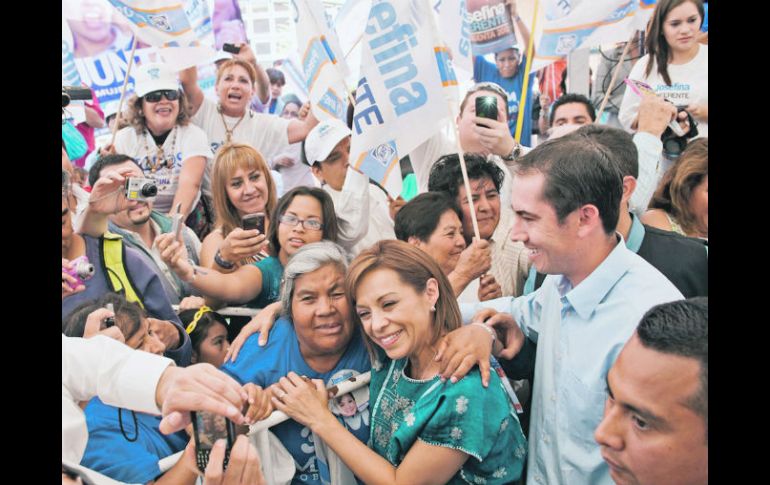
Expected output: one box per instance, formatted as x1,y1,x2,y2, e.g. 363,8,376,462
106,0,216,71
534,0,656,68
334,0,372,90
294,0,351,122
434,0,473,76
350,0,458,196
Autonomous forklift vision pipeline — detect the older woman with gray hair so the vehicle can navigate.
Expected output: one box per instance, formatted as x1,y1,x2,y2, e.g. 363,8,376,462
220,241,371,483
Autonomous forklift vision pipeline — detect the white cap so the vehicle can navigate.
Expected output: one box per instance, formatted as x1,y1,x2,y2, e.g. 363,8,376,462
212,50,233,64
133,63,179,97
303,119,351,166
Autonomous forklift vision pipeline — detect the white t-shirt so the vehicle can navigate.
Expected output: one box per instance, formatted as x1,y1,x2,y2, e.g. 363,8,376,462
114,123,213,213
326,180,396,256
619,44,708,138
270,141,318,193
192,97,292,162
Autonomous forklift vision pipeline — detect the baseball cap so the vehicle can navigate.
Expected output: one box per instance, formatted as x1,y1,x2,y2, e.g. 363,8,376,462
302,119,351,166
212,50,233,64
133,63,179,97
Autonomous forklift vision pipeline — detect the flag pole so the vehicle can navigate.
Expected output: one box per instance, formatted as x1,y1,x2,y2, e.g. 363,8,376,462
514,0,540,143
110,36,139,147
447,102,481,240
596,32,637,121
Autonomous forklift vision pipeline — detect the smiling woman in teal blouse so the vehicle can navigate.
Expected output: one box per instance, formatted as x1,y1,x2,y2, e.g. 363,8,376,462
273,240,526,484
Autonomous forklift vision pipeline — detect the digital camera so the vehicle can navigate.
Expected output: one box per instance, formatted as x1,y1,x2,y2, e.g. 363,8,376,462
125,177,158,201
63,255,95,287
661,107,699,160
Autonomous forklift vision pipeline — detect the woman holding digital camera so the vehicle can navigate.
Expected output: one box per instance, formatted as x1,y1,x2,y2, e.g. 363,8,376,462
619,0,708,138
110,62,214,238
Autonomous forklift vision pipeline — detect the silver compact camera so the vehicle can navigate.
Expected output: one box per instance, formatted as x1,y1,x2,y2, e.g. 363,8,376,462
125,177,158,201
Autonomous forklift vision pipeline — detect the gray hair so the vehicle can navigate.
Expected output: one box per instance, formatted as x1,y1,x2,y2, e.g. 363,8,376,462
279,241,350,317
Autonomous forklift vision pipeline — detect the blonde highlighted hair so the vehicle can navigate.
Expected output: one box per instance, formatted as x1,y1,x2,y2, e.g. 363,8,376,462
216,58,258,86
345,240,461,361
211,143,277,238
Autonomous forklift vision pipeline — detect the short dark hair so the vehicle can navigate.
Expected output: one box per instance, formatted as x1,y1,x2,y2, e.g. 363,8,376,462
513,136,623,234
571,124,638,178
267,186,339,256
178,308,229,356
281,93,302,110
493,46,520,60
428,153,504,200
266,68,285,85
549,93,597,125
394,192,462,242
636,297,708,437
62,292,144,341
88,153,138,187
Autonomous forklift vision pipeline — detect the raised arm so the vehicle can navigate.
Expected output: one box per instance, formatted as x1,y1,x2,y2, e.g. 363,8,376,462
170,155,207,218
287,103,320,144
156,232,264,304
179,66,205,117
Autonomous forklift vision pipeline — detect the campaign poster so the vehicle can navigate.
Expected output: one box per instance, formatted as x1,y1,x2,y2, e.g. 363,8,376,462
465,0,517,56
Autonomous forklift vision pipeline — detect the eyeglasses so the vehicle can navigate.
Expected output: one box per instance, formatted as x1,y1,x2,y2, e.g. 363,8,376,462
279,213,323,231
144,90,180,103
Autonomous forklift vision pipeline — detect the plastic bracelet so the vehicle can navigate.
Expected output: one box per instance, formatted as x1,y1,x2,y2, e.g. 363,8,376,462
214,249,235,269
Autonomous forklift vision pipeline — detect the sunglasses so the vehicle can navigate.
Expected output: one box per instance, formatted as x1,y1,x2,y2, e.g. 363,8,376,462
144,90,180,103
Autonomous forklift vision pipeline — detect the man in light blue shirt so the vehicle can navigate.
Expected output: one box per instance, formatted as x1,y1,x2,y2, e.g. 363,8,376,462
462,135,683,484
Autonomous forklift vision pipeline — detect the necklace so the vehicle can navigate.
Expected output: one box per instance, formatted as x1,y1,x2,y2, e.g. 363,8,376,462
143,126,177,173
218,104,246,143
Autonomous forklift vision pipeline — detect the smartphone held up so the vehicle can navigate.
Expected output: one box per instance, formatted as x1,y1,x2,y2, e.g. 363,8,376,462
191,411,236,473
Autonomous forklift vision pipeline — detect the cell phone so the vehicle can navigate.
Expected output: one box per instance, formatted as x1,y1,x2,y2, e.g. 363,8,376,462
242,212,265,233
623,78,686,136
222,43,241,54
475,95,498,126
103,303,115,328
191,411,236,473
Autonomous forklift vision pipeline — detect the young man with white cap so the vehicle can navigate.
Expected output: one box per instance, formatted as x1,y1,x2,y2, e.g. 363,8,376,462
111,62,213,219
303,119,395,256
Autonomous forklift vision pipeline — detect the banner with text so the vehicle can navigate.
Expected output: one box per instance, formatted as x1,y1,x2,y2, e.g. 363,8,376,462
465,0,517,56
536,0,656,61
351,0,458,196
107,0,216,71
293,0,351,122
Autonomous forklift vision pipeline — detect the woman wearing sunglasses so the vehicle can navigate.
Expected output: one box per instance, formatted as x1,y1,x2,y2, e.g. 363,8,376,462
112,62,214,236
157,186,340,310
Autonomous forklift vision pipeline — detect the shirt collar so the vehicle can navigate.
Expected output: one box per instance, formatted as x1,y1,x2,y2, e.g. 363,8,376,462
626,212,645,253
560,235,635,320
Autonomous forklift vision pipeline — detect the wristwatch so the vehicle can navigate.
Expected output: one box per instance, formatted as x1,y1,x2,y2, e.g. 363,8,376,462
214,249,234,269
501,141,523,162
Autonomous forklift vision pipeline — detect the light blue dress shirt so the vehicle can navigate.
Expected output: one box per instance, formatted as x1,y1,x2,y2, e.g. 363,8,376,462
462,237,683,484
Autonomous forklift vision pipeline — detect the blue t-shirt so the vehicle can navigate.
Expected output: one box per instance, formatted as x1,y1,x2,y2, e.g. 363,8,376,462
248,256,284,309
81,397,188,484
473,55,535,146
222,318,371,485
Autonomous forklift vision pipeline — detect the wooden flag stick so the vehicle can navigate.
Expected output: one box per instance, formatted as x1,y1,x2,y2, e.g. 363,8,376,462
110,36,139,147
449,114,481,241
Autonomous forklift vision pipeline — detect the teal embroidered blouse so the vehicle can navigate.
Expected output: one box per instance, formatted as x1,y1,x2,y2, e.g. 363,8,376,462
369,356,527,484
